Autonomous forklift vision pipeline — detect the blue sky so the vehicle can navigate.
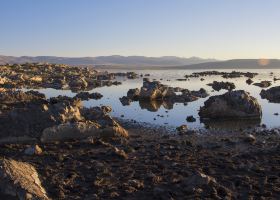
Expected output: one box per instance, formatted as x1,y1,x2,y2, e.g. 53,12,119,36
0,0,280,59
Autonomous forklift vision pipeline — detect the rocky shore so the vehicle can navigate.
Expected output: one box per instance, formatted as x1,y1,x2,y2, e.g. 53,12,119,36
0,64,280,199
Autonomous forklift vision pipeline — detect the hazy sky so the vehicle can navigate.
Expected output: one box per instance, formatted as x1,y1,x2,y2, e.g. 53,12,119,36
1,0,280,59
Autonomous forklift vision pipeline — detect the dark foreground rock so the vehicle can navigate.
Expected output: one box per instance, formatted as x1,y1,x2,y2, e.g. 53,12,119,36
199,90,262,120
260,86,280,103
0,126,280,199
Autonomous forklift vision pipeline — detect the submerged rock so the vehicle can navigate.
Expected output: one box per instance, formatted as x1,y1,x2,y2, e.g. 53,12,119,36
0,158,50,200
199,90,262,120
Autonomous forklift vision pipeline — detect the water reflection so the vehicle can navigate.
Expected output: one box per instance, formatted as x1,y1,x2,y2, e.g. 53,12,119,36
202,119,261,131
23,69,280,129
139,100,174,112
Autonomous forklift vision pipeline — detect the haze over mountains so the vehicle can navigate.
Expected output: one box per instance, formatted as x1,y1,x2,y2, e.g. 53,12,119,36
0,55,280,69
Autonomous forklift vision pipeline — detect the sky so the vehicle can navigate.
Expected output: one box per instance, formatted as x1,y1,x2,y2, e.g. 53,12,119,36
0,0,280,59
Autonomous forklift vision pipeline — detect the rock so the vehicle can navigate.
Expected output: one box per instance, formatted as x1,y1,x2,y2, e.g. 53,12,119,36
185,71,258,79
74,92,103,100
69,77,88,91
40,121,101,142
199,90,262,119
0,158,50,200
127,88,140,99
101,105,112,113
243,134,256,144
186,115,196,122
183,171,216,188
253,81,271,88
120,79,208,107
176,125,188,132
41,119,128,142
207,81,235,91
24,145,43,155
119,96,132,106
260,86,280,103
246,78,254,85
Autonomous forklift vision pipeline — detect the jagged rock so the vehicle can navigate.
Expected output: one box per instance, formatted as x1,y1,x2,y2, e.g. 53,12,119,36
120,80,208,107
0,158,49,200
0,94,83,138
260,86,280,103
199,90,262,119
253,81,271,88
0,90,46,105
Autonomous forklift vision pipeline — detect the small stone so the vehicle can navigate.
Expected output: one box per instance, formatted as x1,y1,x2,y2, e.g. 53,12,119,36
186,115,196,122
24,145,43,155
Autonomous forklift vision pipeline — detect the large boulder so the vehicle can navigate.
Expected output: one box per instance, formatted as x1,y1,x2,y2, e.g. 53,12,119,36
41,121,101,142
41,120,128,142
199,90,262,119
0,94,83,138
0,158,49,200
260,86,280,103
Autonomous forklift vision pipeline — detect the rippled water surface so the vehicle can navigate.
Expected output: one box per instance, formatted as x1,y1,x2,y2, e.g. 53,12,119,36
27,69,280,130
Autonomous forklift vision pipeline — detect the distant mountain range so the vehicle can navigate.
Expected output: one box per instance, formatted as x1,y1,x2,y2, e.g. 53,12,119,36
0,55,280,69
0,55,216,66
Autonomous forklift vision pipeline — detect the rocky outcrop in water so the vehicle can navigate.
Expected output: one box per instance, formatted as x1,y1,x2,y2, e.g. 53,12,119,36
74,91,103,100
207,81,235,91
0,90,128,142
120,79,208,107
260,86,280,103
0,63,137,92
199,90,262,119
253,81,272,88
185,71,258,79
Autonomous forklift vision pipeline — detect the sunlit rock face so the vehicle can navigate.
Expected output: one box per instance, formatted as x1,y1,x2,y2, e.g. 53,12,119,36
199,90,262,120
0,158,50,200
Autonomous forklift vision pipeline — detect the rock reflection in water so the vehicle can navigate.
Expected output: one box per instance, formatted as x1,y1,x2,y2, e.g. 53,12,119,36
202,119,261,130
139,100,174,112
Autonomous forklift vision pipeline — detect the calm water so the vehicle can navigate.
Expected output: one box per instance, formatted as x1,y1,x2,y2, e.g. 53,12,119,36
26,69,280,130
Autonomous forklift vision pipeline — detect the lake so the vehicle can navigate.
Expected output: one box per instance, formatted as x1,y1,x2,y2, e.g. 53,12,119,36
25,69,280,130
